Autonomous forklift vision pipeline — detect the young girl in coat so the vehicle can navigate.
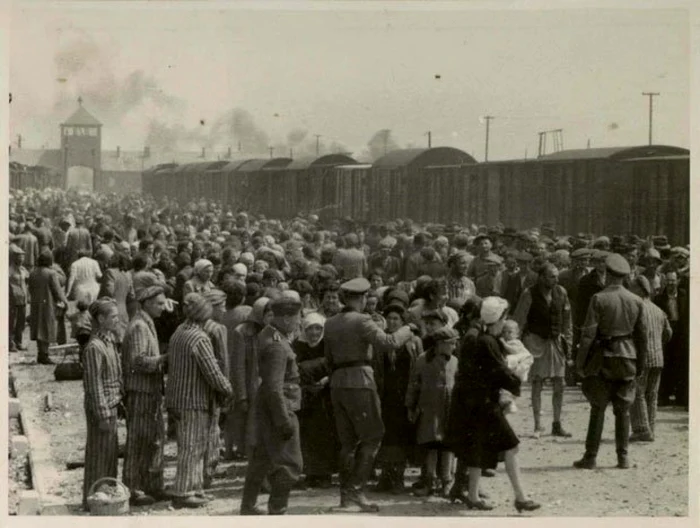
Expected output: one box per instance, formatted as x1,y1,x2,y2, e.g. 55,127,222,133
406,326,460,497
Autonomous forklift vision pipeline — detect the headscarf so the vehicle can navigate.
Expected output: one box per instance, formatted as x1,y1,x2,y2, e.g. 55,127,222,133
194,259,213,275
300,312,326,347
480,296,509,325
202,288,227,307
247,297,271,326
136,285,164,303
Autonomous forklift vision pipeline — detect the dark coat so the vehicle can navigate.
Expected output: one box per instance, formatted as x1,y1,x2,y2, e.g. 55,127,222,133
28,266,67,343
502,270,537,314
446,332,521,468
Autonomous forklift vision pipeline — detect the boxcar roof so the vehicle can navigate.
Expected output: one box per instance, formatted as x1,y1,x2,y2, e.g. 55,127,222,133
285,154,357,170
372,147,476,169
236,157,293,173
538,145,689,161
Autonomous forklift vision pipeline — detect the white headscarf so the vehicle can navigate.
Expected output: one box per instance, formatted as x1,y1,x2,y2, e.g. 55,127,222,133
480,296,509,325
301,312,326,347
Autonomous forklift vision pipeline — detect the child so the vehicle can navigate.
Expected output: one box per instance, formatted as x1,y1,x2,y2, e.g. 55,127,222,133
499,320,534,414
69,299,92,365
406,327,460,497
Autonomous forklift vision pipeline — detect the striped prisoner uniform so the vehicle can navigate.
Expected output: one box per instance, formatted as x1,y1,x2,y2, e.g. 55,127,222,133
165,321,233,497
203,318,229,483
630,299,672,436
82,330,123,509
121,309,166,497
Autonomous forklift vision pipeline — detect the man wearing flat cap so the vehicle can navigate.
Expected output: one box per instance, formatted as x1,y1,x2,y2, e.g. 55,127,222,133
576,250,609,347
369,238,401,285
574,254,648,470
502,251,537,314
241,295,303,515
122,285,169,506
446,251,476,305
324,277,416,512
467,234,501,281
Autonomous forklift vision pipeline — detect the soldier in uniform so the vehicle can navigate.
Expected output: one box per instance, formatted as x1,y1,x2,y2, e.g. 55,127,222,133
324,277,415,512
240,294,303,516
574,254,648,470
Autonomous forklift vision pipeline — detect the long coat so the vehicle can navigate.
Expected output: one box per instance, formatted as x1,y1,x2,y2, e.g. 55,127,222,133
446,332,521,468
405,349,458,445
28,266,67,343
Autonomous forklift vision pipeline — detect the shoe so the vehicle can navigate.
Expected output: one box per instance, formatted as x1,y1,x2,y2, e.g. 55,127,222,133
616,456,630,469
150,489,173,502
463,496,494,511
532,426,546,439
240,505,266,515
515,499,541,513
573,456,596,469
551,422,572,438
481,468,496,477
130,492,156,507
440,479,454,498
37,357,54,365
344,489,380,512
172,495,208,509
629,432,654,443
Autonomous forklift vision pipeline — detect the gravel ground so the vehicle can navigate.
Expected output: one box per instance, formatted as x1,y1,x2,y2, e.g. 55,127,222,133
8,384,32,516
9,342,690,517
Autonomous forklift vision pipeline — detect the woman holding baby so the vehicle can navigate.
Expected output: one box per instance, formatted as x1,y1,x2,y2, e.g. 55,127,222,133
445,296,540,513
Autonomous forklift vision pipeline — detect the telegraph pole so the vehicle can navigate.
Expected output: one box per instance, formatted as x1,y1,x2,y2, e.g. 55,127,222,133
483,116,494,161
642,92,660,145
315,134,321,156
268,146,274,158
427,131,432,148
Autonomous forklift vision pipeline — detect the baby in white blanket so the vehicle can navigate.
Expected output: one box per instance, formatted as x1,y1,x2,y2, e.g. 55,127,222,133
499,320,534,414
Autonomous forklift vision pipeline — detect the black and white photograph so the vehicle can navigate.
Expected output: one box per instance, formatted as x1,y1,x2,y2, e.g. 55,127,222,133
3,0,696,521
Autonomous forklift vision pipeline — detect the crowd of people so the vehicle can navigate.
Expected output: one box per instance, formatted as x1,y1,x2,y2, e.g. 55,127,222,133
7,186,690,515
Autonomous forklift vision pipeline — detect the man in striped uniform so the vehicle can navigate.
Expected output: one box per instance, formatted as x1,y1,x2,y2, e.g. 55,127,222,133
240,294,303,515
202,289,229,488
165,293,233,509
82,298,123,511
629,275,672,442
121,285,169,506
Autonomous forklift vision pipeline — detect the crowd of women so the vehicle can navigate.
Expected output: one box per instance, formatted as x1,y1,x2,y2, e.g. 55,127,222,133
7,186,690,514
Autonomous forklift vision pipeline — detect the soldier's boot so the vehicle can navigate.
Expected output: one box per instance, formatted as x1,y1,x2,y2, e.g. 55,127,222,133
338,453,354,507
267,471,294,515
551,422,572,438
615,410,631,469
240,478,265,515
574,406,604,469
345,449,380,513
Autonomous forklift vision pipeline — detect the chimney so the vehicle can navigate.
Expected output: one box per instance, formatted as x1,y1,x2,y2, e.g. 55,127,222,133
201,147,206,158
116,146,121,158
144,146,151,158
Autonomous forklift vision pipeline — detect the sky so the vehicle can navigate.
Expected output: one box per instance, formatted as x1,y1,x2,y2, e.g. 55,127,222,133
8,2,691,162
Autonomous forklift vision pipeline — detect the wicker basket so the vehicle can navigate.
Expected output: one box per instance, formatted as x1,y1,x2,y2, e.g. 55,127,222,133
86,477,130,516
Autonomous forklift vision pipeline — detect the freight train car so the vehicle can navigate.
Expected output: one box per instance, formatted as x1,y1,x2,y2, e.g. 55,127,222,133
9,162,63,190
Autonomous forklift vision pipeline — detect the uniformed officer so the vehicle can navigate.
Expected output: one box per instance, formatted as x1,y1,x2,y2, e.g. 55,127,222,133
240,294,303,515
574,254,648,470
324,277,415,512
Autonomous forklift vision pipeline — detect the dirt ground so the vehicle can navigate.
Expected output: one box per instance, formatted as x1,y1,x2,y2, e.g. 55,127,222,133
9,341,690,517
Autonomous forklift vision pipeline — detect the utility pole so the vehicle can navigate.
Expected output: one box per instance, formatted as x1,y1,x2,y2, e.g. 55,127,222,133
289,148,293,158
268,146,273,158
315,134,321,156
383,134,387,155
483,116,494,162
426,131,432,148
642,92,660,145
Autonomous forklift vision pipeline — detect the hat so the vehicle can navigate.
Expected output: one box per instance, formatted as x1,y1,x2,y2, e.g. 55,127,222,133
634,275,652,297
671,246,690,258
422,309,448,324
432,326,460,343
605,254,631,276
183,293,213,322
516,251,533,263
473,233,492,245
386,289,410,307
484,253,503,265
480,296,509,325
644,248,662,263
9,244,24,255
269,294,302,316
652,235,670,249
379,236,397,249
571,248,591,259
135,285,164,303
591,250,611,261
232,263,248,276
202,289,227,307
341,277,371,295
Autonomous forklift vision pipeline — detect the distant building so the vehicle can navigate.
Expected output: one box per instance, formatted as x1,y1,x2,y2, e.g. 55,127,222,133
9,99,241,194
